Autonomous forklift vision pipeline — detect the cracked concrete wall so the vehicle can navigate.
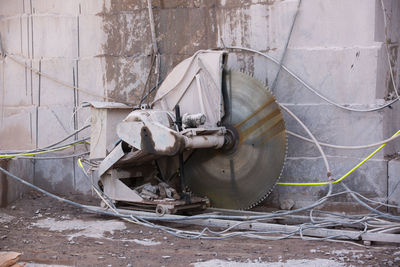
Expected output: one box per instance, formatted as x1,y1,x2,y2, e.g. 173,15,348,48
0,0,399,209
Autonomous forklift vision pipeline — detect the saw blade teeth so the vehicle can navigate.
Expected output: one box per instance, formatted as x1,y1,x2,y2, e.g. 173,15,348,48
186,69,287,210
247,129,289,210
244,69,288,209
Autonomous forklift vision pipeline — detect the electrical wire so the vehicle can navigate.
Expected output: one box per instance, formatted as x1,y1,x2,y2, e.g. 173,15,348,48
221,46,399,112
341,182,400,221
277,129,400,186
287,129,400,150
77,158,118,211
379,0,399,99
139,51,156,105
15,151,90,160
279,104,332,179
3,162,399,244
0,124,90,154
0,139,89,159
270,0,302,91
0,0,397,244
69,102,91,132
5,53,126,104
2,5,398,242
139,80,164,105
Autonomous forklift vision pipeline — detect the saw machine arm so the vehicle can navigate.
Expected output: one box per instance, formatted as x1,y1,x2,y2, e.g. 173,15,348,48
117,109,226,157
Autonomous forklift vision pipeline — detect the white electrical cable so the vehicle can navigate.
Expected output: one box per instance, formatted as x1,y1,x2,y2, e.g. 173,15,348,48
0,125,90,154
279,104,332,178
222,46,399,112
270,0,302,91
380,0,399,99
14,151,89,160
287,130,400,150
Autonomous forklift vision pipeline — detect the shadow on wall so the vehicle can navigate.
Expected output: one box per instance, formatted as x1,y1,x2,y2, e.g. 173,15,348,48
0,160,9,207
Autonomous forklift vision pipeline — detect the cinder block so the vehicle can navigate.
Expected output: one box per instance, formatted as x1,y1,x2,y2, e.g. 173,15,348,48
0,106,36,150
37,58,76,106
32,15,78,58
155,7,217,55
226,45,383,105
20,15,31,58
77,57,107,103
0,160,34,206
101,12,152,57
290,0,377,47
388,159,400,208
383,102,400,157
80,0,145,15
37,105,76,148
226,51,280,88
0,1,23,17
34,158,75,193
32,0,80,15
217,0,378,49
99,0,145,14
152,0,198,9
285,105,400,159
2,56,39,107
80,0,107,15
78,15,106,57
103,55,153,104
217,0,276,8
216,2,298,52
380,0,400,43
277,46,382,105
0,17,23,55
282,104,386,158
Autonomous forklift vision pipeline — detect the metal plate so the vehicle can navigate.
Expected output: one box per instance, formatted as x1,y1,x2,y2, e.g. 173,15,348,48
185,71,287,209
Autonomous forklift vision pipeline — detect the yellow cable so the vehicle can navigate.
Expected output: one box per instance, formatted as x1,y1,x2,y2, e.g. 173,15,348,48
277,129,400,186
77,157,85,169
0,140,87,158
77,158,141,225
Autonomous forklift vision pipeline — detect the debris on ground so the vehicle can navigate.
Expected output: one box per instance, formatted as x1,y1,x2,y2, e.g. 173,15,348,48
1,192,399,266
0,251,23,267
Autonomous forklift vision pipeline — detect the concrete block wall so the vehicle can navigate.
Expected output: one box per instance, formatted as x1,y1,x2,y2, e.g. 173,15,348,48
0,0,399,210
389,159,400,212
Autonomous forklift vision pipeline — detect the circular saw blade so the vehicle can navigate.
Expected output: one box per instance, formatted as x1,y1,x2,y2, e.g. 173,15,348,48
185,70,287,210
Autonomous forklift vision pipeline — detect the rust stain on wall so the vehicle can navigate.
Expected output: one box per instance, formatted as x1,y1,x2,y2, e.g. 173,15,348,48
99,0,277,104
387,42,398,94
100,1,152,104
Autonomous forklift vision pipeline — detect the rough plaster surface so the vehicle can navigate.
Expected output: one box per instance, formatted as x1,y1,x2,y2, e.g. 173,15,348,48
0,0,399,208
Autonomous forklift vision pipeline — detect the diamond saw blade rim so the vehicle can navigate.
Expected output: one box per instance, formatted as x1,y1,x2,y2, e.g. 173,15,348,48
185,70,288,210
233,71,288,210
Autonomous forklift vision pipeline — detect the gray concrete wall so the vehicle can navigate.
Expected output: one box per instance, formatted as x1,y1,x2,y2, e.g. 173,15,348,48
0,0,399,209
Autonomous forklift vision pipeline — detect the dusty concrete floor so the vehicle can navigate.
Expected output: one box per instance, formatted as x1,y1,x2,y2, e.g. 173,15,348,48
0,191,399,266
